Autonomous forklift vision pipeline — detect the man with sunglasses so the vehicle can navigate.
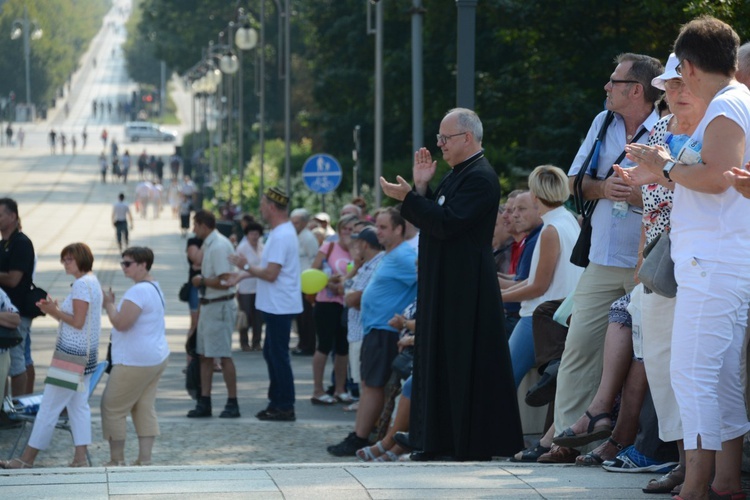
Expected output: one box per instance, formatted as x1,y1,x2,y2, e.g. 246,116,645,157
540,54,663,462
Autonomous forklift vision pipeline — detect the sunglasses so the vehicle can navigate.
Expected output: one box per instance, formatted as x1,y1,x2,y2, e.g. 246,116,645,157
120,260,136,268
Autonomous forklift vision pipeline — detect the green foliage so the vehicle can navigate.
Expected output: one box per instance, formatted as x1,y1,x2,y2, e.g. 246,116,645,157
0,0,109,107
123,0,164,87
135,0,750,208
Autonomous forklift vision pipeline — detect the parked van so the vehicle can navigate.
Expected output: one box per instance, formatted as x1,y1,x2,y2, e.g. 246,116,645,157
124,121,177,142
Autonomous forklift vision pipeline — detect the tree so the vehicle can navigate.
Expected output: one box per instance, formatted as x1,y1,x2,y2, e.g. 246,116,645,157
0,0,108,109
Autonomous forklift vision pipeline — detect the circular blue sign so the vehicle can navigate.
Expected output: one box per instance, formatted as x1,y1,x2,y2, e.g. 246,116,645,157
302,154,342,194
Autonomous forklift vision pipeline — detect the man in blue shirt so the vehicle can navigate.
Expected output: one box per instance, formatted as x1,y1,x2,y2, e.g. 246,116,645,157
327,207,417,456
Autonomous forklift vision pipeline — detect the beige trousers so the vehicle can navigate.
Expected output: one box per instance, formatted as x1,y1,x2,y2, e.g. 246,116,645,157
101,358,168,440
553,263,636,434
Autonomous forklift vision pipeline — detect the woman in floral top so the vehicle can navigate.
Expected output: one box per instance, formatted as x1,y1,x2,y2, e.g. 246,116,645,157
1,242,102,470
617,53,707,492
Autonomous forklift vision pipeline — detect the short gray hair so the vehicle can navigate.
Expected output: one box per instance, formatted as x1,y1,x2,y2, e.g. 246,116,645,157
290,208,310,223
739,42,750,77
446,108,483,143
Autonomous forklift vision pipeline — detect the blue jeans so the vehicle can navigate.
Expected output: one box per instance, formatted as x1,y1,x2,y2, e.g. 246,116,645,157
508,316,535,388
262,312,296,411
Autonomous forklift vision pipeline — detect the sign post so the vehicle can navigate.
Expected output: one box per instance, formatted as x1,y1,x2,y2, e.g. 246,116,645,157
302,153,343,195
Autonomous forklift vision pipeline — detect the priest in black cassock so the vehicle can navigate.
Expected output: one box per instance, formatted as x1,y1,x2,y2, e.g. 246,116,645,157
380,108,523,461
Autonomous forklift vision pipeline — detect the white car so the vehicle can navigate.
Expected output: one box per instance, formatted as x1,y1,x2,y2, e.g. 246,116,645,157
124,121,177,142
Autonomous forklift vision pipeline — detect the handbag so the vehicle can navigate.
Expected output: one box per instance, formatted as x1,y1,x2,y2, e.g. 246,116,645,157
0,325,23,349
391,348,413,380
571,118,648,267
44,279,93,392
570,112,614,267
21,283,48,318
178,282,191,302
637,231,677,298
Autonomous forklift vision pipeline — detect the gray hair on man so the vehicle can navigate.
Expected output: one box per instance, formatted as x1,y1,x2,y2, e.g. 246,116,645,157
737,42,750,85
290,207,311,223
446,107,483,143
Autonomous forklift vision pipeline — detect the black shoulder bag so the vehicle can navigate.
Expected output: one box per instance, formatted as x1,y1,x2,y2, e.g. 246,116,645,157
570,113,646,267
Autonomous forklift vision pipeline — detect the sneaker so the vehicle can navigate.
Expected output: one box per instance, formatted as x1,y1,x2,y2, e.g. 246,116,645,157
601,445,678,473
327,432,370,457
255,408,295,422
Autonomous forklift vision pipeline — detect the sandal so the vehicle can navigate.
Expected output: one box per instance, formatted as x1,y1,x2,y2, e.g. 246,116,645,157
0,458,33,469
509,440,551,462
68,460,89,468
376,450,404,462
575,437,624,467
103,460,126,467
643,464,685,494
552,411,612,447
672,483,682,496
131,459,151,466
709,486,747,500
310,394,337,405
356,441,386,462
343,402,359,412
335,393,354,404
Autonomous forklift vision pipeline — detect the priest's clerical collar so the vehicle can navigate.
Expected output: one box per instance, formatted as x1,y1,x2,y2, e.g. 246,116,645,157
452,149,484,174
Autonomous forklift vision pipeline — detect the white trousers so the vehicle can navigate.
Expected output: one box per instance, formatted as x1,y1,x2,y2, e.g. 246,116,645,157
671,257,750,450
641,291,682,442
28,374,92,450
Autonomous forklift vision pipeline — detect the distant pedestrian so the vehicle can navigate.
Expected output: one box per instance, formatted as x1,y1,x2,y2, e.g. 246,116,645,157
101,128,108,148
60,133,67,154
17,128,24,149
99,152,108,183
112,193,133,251
5,123,13,146
121,151,131,184
82,128,88,149
138,151,147,180
49,129,57,154
71,134,77,155
169,154,181,181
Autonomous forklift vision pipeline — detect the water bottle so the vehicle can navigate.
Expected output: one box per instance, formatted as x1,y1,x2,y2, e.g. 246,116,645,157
611,201,628,218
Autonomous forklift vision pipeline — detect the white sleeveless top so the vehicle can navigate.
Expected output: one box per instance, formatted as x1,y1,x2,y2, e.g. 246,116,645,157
520,206,583,317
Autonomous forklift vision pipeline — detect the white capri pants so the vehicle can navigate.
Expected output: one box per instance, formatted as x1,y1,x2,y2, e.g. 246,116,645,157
641,291,683,442
28,374,93,450
671,257,750,451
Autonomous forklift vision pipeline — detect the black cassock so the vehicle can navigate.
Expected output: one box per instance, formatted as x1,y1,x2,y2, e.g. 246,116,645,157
401,151,523,460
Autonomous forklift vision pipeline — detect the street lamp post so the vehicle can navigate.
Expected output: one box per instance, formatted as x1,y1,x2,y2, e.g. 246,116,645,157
220,45,238,202
11,6,43,115
235,10,258,209
283,0,291,197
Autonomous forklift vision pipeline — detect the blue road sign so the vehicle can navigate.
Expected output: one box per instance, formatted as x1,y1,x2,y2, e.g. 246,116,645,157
302,154,342,194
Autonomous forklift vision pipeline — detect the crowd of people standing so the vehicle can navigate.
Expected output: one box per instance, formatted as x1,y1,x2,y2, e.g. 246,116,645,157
4,15,750,500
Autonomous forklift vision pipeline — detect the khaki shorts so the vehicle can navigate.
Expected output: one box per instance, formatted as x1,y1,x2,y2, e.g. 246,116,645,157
197,300,237,358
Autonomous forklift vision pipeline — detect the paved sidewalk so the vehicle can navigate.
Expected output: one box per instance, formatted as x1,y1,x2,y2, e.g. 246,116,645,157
0,462,670,499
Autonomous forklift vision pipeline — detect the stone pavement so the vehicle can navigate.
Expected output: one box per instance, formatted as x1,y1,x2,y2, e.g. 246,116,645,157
0,462,678,499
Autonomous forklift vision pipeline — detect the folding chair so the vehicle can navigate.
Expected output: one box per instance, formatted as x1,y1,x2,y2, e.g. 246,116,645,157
6,360,109,465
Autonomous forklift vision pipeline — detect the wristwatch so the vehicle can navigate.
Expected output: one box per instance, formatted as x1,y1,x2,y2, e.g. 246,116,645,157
663,161,676,181
243,263,250,271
